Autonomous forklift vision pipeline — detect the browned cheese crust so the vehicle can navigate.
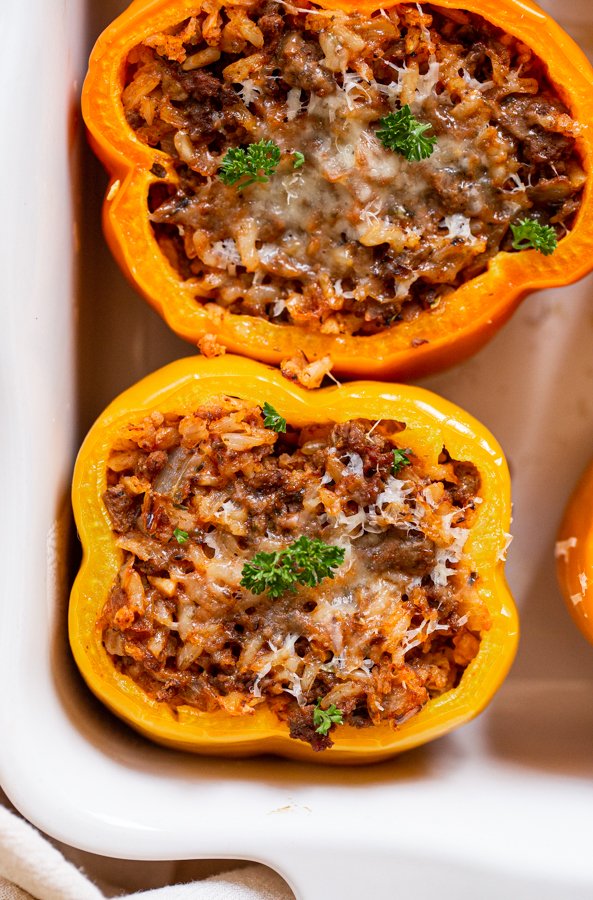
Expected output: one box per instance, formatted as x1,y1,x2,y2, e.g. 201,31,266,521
100,399,490,749
123,1,584,336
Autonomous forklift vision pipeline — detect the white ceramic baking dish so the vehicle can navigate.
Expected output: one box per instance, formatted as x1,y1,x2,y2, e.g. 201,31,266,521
1,1,593,897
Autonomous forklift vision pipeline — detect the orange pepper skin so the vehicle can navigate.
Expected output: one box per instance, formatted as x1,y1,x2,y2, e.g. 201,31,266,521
70,355,518,763
556,460,593,646
82,0,593,381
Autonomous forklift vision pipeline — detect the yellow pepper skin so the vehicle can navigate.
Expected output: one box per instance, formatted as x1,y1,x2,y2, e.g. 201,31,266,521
70,356,518,763
557,459,593,646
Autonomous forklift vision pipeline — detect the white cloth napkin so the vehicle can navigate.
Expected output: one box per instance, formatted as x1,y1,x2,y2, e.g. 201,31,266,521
0,801,293,900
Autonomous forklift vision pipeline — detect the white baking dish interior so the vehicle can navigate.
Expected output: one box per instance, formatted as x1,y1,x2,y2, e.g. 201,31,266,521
1,1,593,897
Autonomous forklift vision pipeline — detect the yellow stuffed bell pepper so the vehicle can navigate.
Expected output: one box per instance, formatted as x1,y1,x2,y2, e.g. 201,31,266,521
70,356,518,763
556,459,593,645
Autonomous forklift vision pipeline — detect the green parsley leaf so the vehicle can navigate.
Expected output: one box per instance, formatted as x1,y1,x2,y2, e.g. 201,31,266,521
376,105,437,162
173,527,189,544
313,699,344,736
240,549,295,597
219,140,281,189
292,151,305,169
262,402,287,433
392,448,412,475
510,218,557,256
240,536,346,598
289,536,345,588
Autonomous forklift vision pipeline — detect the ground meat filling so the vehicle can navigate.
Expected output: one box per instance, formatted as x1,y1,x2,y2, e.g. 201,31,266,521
123,1,584,336
100,398,490,750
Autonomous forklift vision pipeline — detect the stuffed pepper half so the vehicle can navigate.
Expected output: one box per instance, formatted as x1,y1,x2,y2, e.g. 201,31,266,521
70,356,518,762
82,0,593,379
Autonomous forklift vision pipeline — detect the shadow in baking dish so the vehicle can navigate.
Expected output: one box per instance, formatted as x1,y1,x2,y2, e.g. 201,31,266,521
485,539,593,776
486,676,593,778
75,101,190,439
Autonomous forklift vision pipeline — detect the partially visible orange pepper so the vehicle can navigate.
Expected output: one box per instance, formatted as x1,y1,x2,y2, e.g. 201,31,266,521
81,0,593,381
69,355,518,763
556,459,593,646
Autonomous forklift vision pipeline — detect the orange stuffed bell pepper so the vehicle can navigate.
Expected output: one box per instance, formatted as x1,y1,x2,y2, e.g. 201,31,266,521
70,355,518,763
82,0,593,381
556,459,593,646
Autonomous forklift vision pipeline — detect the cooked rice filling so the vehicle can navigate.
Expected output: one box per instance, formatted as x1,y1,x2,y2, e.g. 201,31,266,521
100,398,490,750
123,0,584,336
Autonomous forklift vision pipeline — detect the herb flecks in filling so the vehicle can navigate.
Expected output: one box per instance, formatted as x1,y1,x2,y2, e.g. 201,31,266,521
376,105,437,161
126,4,584,333
124,2,583,336
100,398,490,751
510,218,558,255
219,139,282,188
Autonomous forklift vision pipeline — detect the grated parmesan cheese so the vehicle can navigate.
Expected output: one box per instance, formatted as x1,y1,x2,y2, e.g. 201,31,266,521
415,59,441,104
286,87,304,120
555,537,578,560
442,214,473,241
234,78,261,105
497,532,513,562
210,239,242,267
102,396,491,745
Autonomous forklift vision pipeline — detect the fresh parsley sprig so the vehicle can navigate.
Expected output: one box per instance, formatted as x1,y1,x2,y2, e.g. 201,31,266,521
219,139,281,189
313,699,344,736
376,105,437,162
240,536,346,598
292,151,305,169
392,448,412,475
262,402,287,433
510,219,558,256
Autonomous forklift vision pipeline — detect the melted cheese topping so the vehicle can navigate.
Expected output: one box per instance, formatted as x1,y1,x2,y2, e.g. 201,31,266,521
124,1,584,336
100,398,490,749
